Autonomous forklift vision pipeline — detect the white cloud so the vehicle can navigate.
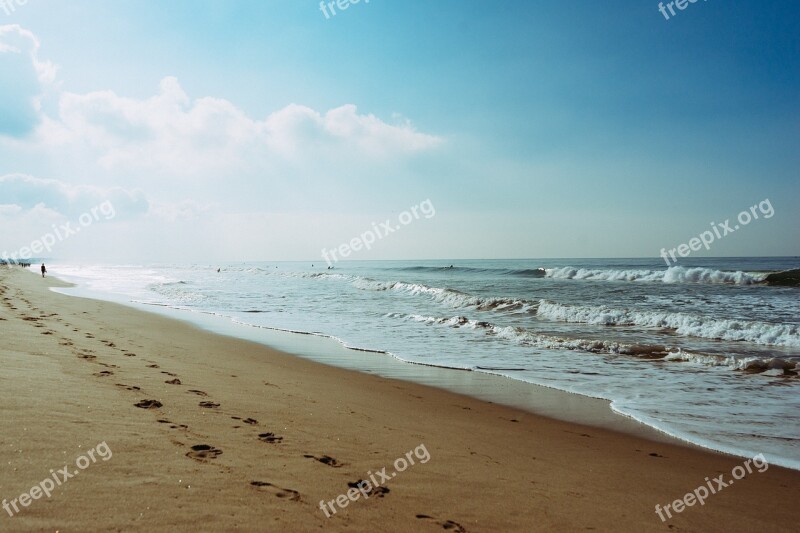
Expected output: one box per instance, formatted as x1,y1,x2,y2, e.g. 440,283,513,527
0,24,58,84
0,173,149,218
262,103,442,158
0,24,59,137
0,203,23,216
0,27,451,262
36,76,442,178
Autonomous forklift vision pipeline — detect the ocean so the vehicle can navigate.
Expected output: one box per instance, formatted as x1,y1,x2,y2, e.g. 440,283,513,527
46,257,800,469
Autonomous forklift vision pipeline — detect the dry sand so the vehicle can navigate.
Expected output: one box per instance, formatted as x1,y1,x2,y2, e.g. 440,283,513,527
0,267,797,532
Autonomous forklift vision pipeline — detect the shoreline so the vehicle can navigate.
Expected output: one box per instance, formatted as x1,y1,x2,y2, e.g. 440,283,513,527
2,267,798,531
53,275,798,469
54,282,685,446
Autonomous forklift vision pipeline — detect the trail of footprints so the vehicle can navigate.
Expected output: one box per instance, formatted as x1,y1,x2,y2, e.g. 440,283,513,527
117,360,368,507
67,327,296,475
5,293,467,526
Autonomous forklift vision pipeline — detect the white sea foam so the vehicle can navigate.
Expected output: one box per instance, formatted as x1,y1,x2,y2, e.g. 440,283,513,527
543,266,767,285
537,300,800,347
398,313,800,373
401,313,664,356
355,278,535,311
663,350,798,372
357,276,800,347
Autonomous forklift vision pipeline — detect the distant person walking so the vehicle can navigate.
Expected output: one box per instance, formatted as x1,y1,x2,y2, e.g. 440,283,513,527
41,263,47,278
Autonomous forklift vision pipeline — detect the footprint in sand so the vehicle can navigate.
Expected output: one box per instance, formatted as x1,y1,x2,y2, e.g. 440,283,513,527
303,454,343,468
416,515,467,532
258,432,283,444
199,401,220,409
93,370,114,377
231,416,258,425
77,353,97,360
158,419,189,430
134,399,163,409
165,378,182,385
188,390,208,397
250,481,301,501
348,480,390,498
146,363,160,369
185,444,223,462
161,371,178,377
124,352,137,357
115,383,141,391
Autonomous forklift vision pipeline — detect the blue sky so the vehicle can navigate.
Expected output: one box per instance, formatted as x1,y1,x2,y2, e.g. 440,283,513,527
1,0,798,263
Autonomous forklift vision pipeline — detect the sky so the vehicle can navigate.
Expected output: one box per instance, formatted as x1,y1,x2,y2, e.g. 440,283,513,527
0,0,798,264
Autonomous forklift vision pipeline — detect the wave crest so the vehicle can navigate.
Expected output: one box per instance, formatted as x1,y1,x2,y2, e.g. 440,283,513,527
392,313,799,374
536,300,800,347
543,266,767,285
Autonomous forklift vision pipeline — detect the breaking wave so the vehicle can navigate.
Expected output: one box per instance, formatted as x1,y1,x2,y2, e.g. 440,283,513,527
389,312,800,374
352,278,536,312
544,266,768,285
536,300,800,347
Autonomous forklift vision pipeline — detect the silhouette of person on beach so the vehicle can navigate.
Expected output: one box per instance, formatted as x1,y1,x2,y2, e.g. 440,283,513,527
41,263,47,278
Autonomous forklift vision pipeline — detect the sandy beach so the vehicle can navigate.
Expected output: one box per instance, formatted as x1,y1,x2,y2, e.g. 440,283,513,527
0,267,797,532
